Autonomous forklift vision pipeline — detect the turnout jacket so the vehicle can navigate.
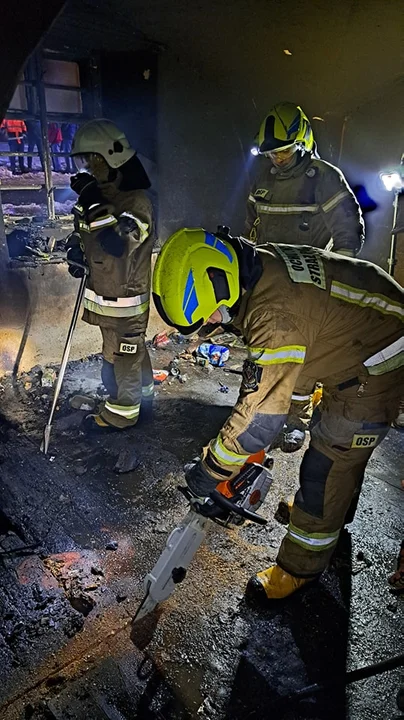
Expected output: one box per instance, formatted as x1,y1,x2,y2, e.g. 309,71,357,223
71,180,154,332
203,243,404,480
245,154,364,255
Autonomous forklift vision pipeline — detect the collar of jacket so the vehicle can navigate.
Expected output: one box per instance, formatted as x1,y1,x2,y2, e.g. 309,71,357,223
224,236,263,322
97,179,120,202
96,154,151,199
230,236,263,292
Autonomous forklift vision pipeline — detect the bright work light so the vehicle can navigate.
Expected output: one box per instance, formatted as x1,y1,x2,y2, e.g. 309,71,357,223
380,160,404,278
380,171,403,192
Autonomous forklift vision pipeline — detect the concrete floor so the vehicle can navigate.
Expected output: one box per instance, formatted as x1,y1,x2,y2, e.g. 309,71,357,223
0,344,403,720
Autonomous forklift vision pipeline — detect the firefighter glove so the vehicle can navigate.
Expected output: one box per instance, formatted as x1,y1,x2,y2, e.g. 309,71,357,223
70,172,104,209
184,457,218,498
66,240,86,278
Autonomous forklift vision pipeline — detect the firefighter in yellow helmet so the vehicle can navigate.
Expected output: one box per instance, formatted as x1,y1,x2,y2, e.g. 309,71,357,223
66,119,155,431
153,227,404,600
247,102,364,257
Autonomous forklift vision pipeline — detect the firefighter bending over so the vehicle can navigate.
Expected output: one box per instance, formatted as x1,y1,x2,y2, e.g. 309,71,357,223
152,227,403,600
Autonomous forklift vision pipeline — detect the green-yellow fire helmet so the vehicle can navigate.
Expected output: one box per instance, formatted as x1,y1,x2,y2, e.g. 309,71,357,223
152,228,240,334
255,102,314,154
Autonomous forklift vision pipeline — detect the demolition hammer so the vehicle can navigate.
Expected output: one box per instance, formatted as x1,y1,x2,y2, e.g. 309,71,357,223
132,451,274,626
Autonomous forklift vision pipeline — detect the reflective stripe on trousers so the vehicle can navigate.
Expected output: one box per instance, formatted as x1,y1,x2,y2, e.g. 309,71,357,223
210,435,249,466
104,400,140,420
142,382,154,398
100,329,152,429
286,522,339,551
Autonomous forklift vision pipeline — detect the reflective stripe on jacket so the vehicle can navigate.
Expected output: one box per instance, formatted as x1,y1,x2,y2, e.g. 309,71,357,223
203,245,404,481
73,182,154,330
83,289,149,318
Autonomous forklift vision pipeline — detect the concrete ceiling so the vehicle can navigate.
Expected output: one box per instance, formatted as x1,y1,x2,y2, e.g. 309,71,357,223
0,0,65,120
2,0,403,123
119,0,404,118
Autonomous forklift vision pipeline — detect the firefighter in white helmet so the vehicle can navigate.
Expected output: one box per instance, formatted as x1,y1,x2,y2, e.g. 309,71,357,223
247,102,364,256
66,119,155,431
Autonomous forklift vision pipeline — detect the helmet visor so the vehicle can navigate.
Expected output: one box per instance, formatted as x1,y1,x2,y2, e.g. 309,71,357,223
262,142,297,158
264,145,299,169
72,155,91,171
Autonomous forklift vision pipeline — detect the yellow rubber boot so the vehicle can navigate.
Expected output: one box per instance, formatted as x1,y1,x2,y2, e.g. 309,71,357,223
82,413,119,433
246,564,313,602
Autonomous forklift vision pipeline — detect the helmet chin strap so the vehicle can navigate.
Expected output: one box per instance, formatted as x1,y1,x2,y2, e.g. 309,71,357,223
218,305,233,324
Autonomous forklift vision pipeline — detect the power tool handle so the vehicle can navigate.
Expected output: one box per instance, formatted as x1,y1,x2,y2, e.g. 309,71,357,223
209,489,267,525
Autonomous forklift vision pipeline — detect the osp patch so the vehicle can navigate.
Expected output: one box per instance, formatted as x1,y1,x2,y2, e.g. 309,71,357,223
119,342,138,354
254,188,269,199
351,434,379,449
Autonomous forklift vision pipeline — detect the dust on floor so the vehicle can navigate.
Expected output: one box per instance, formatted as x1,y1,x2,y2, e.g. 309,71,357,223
0,344,403,719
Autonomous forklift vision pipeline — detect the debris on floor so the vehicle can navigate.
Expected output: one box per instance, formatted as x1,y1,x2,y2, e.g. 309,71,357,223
152,369,169,384
69,394,96,411
41,367,57,388
152,331,171,348
6,224,69,261
196,343,230,366
114,446,141,474
43,551,105,617
168,358,181,377
0,351,403,720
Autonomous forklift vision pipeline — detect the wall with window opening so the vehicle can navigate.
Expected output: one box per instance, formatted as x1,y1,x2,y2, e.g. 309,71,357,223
0,49,101,228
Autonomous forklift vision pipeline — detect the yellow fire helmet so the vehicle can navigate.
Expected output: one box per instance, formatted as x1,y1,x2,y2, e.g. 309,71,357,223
255,102,314,154
152,228,240,334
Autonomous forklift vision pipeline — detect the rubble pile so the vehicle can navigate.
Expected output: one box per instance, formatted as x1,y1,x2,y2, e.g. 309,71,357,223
43,552,106,617
6,225,69,261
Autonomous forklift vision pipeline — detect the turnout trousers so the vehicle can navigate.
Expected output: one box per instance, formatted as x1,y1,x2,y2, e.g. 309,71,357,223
277,370,402,578
99,322,154,429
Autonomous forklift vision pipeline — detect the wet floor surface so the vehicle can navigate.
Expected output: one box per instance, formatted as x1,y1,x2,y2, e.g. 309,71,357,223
0,347,403,719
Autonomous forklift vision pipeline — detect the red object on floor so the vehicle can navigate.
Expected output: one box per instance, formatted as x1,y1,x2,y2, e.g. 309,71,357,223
153,332,170,348
153,369,169,384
